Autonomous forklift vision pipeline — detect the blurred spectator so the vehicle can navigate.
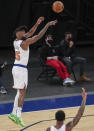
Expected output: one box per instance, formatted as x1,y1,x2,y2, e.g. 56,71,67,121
0,62,7,94
59,32,91,81
40,35,75,85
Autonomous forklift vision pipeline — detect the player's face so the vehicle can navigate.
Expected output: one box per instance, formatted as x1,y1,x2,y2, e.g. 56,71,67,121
47,36,53,41
16,30,25,40
66,34,72,40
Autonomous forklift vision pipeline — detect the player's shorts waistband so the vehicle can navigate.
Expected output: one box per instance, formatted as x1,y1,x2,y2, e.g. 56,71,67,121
14,64,27,68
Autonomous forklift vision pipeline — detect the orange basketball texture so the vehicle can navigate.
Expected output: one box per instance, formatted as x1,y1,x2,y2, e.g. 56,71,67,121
52,1,64,13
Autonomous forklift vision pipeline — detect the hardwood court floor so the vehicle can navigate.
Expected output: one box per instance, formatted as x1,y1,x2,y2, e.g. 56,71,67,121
0,105,94,131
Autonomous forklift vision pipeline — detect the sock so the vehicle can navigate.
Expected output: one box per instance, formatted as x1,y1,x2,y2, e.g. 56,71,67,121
12,90,19,115
16,107,22,117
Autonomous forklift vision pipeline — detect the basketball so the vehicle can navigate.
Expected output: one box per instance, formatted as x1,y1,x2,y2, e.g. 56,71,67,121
52,1,64,13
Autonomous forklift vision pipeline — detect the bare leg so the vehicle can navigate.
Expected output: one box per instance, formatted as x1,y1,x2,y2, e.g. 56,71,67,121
18,88,26,107
16,86,26,117
12,90,19,115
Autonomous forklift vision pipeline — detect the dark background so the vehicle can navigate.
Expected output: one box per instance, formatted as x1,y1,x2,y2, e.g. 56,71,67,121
0,0,94,47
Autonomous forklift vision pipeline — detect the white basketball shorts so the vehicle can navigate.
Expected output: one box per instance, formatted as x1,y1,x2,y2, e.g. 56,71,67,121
12,66,28,89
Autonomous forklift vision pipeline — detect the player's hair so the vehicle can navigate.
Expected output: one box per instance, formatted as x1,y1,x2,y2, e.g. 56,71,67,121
55,110,65,121
13,25,28,39
65,32,72,37
15,25,28,33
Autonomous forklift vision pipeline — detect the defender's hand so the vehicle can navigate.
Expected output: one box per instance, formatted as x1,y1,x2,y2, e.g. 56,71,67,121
69,41,74,48
48,20,58,26
37,17,45,24
82,88,87,101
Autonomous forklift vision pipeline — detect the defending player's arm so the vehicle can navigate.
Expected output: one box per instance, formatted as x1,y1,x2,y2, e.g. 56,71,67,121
46,127,50,131
24,17,44,38
21,20,57,50
66,88,87,131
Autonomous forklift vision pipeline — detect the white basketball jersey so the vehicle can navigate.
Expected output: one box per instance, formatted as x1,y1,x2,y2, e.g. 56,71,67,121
13,39,29,66
50,125,66,131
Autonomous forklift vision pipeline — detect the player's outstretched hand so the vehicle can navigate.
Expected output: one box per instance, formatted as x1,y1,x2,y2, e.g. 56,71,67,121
82,88,87,101
48,20,58,26
37,17,45,25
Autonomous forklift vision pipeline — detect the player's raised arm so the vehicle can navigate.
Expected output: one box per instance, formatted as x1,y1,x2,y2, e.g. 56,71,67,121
66,88,87,131
24,17,44,38
21,20,57,50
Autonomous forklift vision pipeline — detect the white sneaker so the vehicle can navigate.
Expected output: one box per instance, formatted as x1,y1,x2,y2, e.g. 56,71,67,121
0,87,7,94
63,78,75,86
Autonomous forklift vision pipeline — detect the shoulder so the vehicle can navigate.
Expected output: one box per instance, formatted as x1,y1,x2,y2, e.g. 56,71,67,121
13,40,24,50
59,124,66,130
14,39,23,45
46,127,50,131
60,40,65,46
60,39,64,42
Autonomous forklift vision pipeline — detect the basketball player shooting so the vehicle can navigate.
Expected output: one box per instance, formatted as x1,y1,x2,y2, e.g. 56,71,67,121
8,17,57,127
46,88,87,131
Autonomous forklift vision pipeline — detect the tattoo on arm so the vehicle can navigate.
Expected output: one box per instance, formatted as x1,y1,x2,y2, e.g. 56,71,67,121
25,23,39,38
37,23,49,40
28,23,50,45
66,99,86,130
